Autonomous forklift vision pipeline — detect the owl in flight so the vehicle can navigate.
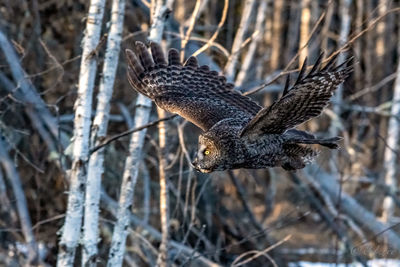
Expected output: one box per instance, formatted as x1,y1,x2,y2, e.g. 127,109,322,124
126,42,351,173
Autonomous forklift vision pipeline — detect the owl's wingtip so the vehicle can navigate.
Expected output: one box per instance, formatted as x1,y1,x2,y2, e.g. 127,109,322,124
135,41,146,49
125,48,134,56
149,41,158,47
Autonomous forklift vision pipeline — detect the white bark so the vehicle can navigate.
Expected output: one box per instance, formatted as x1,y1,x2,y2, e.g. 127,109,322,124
107,1,172,266
156,108,170,267
82,0,126,265
354,0,363,89
107,112,150,266
140,162,151,224
235,0,268,87
101,190,221,266
299,0,311,66
285,1,300,63
381,41,400,222
57,0,106,266
224,0,256,81
375,0,388,60
330,0,352,137
269,0,283,70
320,2,334,55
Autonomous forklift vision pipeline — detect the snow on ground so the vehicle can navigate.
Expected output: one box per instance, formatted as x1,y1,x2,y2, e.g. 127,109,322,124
289,259,400,267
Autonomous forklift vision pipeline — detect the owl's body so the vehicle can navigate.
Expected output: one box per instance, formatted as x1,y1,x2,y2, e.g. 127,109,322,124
126,42,351,173
196,118,339,172
198,118,284,172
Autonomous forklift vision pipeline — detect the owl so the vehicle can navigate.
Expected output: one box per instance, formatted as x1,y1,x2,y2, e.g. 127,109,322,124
126,42,351,173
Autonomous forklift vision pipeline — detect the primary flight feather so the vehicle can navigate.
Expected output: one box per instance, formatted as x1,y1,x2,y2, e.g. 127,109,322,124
126,42,351,173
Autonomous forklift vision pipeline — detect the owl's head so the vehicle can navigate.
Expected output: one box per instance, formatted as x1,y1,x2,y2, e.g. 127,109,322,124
192,134,228,173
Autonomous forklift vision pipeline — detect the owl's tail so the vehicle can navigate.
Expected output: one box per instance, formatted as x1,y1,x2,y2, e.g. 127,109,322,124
285,130,342,149
281,144,318,171
294,137,342,149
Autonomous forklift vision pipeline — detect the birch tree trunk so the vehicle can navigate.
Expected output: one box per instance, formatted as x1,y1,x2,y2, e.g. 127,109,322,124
364,1,374,89
375,0,388,65
270,0,283,70
235,0,268,87
299,0,311,66
320,1,333,55
224,0,256,81
381,36,400,222
82,0,126,265
107,0,172,265
102,189,221,266
376,0,390,182
285,1,300,63
156,108,170,267
330,0,352,137
57,0,106,266
354,0,363,90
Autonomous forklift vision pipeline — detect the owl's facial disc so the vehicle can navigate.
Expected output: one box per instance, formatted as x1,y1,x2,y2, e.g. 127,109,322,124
192,136,221,173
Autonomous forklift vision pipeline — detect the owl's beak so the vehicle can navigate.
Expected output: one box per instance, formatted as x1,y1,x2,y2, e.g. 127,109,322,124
191,158,213,173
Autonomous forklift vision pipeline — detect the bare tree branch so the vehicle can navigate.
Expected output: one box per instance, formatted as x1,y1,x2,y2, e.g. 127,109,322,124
191,0,229,57
0,30,63,151
0,135,38,264
90,115,177,154
304,166,400,252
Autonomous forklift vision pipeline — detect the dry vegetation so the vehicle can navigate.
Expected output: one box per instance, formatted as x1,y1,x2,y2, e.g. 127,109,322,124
0,0,400,266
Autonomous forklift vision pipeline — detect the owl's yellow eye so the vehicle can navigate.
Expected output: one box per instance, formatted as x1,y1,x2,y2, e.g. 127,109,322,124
204,149,210,155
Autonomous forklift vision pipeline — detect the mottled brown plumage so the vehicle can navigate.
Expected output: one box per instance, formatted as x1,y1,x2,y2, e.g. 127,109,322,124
126,42,352,172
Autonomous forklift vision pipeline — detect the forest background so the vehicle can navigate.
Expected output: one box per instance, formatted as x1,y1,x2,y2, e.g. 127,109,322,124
1,0,400,266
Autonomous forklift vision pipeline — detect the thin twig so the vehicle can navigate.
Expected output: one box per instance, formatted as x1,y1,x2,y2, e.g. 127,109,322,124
244,6,400,97
242,1,330,96
191,0,229,57
180,0,202,61
0,135,39,264
90,115,177,155
323,7,400,63
232,235,291,267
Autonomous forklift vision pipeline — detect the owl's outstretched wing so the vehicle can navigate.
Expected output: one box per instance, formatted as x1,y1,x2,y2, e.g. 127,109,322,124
240,54,352,137
126,42,261,131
